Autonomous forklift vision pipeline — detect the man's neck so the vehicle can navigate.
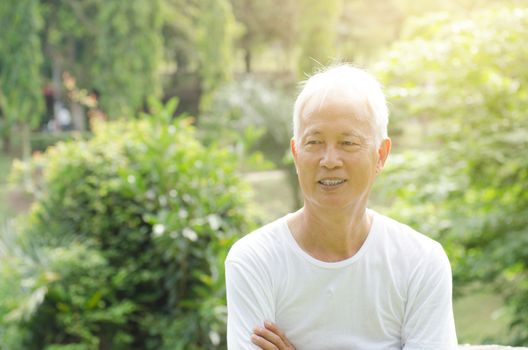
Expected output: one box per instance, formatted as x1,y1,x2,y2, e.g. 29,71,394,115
287,204,373,262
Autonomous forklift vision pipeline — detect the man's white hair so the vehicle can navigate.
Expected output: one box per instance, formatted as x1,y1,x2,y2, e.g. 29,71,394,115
292,64,389,147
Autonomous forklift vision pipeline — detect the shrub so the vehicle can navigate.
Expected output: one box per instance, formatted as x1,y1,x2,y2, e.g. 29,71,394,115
1,99,254,349
30,132,92,153
373,6,528,345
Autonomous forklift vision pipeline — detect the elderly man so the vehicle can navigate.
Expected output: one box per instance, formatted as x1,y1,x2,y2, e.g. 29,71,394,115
225,64,457,349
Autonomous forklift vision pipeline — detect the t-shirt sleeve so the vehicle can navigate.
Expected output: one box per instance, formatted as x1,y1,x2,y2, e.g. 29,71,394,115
225,258,275,350
402,243,458,350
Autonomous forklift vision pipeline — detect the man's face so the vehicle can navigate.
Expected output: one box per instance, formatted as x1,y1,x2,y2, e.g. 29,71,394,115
292,91,390,211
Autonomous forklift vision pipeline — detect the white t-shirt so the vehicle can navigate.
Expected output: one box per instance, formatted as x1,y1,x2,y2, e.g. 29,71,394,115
225,209,458,349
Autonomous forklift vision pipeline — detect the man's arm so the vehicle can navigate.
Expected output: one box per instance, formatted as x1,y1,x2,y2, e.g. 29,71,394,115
402,243,458,350
225,259,276,349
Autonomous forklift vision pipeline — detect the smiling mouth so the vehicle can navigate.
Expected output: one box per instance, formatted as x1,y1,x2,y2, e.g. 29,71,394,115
318,179,347,187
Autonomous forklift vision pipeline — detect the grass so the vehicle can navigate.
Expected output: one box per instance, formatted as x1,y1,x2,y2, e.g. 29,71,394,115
245,169,514,345
454,289,511,344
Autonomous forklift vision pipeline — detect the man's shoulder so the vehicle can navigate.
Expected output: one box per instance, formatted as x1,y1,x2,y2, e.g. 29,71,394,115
374,210,445,259
226,214,290,265
372,211,451,286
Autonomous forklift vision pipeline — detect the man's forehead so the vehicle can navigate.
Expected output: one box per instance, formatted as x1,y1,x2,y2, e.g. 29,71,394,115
302,89,371,121
303,129,365,137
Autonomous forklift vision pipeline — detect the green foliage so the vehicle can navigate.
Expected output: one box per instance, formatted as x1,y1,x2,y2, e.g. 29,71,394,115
1,100,254,349
0,0,44,158
159,0,200,75
194,0,238,110
6,132,91,155
373,6,528,344
297,0,342,77
0,0,44,126
90,0,164,117
200,76,294,168
199,76,304,209
230,0,297,72
40,0,164,118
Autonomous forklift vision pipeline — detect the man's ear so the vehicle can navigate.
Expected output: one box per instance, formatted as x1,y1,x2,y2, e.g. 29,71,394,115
291,138,299,174
290,138,297,158
376,138,391,174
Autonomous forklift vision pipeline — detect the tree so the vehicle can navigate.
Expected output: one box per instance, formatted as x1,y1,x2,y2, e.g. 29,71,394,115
373,5,528,344
230,0,297,73
159,0,239,114
40,0,164,120
296,0,343,77
89,0,164,118
0,0,44,159
194,0,238,110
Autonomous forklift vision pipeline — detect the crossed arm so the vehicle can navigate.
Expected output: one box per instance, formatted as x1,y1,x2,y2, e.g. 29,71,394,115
225,259,296,349
226,243,457,349
251,321,296,350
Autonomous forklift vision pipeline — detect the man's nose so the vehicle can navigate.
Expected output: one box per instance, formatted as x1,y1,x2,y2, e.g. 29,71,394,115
320,146,343,169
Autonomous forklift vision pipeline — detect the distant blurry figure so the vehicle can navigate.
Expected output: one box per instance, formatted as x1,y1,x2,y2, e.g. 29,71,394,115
57,103,72,130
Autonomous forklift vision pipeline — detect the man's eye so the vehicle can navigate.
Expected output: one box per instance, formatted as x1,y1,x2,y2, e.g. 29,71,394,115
306,140,321,145
342,141,358,146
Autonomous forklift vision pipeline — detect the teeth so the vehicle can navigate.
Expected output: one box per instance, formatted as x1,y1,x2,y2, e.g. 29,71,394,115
319,179,345,186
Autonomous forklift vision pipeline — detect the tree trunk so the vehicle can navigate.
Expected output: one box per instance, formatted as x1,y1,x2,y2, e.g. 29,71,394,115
244,48,252,74
20,122,31,161
51,53,63,131
2,131,11,154
71,101,86,131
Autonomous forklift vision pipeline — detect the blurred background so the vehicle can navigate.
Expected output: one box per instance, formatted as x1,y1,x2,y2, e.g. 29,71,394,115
1,0,527,348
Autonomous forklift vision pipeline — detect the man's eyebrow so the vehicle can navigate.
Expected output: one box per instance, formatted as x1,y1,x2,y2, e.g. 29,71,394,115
341,131,364,138
303,130,321,137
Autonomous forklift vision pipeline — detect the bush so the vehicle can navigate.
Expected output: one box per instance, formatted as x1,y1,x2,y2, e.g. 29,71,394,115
373,6,528,345
1,99,254,349
30,132,92,153
6,131,91,157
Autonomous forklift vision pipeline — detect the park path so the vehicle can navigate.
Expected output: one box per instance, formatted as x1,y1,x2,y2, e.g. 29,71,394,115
243,169,285,182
